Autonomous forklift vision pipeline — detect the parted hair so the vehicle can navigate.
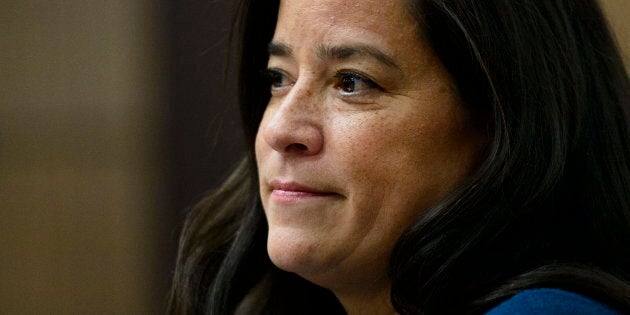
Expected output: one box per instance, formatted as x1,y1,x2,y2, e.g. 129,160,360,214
167,0,630,314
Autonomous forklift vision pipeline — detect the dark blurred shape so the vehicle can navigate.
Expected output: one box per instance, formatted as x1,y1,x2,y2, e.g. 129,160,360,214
170,0,244,217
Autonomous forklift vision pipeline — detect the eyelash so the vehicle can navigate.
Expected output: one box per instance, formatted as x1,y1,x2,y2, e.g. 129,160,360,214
333,71,382,96
263,68,293,91
262,68,383,98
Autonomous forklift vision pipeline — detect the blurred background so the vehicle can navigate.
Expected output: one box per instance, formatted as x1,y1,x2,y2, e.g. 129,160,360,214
0,0,627,314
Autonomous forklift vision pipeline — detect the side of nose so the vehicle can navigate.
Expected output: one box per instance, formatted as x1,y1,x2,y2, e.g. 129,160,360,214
261,87,324,156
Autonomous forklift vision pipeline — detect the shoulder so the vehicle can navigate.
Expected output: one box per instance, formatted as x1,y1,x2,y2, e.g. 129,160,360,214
485,288,623,315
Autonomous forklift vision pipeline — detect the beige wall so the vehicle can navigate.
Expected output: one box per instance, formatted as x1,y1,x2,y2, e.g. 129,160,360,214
0,1,169,314
601,0,630,67
0,1,627,314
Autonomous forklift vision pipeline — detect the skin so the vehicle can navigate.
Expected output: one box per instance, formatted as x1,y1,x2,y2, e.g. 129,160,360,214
255,0,486,313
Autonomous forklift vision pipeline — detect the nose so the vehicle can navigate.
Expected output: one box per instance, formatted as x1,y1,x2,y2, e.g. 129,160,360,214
260,86,324,156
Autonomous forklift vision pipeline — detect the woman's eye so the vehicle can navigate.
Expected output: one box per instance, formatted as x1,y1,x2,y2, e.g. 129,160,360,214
333,72,381,96
263,68,292,92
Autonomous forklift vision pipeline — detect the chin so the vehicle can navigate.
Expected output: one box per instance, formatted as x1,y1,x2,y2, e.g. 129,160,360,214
266,228,343,283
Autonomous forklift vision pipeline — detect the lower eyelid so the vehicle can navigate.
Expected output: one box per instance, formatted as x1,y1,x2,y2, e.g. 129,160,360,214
271,85,292,95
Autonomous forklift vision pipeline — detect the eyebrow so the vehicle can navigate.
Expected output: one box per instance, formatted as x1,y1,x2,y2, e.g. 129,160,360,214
267,42,401,71
267,42,293,57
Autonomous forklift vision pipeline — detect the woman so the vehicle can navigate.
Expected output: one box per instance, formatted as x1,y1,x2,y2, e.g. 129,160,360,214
168,0,630,314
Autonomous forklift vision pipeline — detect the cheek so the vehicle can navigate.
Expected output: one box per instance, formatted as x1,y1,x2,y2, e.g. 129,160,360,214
254,129,264,163
254,116,272,168
327,114,423,219
329,107,479,219
328,112,420,183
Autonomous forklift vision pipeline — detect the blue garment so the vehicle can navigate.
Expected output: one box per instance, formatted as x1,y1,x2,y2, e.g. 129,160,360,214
485,288,622,315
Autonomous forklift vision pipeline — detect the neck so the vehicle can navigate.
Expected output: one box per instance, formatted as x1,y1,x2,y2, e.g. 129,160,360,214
333,282,397,315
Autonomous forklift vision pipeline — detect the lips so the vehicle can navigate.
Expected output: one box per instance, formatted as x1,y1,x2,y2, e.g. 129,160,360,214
268,180,337,203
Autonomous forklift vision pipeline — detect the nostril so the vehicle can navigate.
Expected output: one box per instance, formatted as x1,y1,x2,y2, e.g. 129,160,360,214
286,143,308,152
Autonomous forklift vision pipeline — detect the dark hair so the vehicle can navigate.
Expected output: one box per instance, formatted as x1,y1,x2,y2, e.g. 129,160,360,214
168,0,630,314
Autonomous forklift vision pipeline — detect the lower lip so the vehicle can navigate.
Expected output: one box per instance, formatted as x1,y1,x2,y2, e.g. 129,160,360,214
270,189,335,203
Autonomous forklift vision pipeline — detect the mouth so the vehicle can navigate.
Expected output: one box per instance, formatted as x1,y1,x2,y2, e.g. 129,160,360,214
268,180,338,203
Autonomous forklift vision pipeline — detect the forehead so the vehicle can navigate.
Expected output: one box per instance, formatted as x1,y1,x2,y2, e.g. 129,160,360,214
277,0,409,24
274,0,419,49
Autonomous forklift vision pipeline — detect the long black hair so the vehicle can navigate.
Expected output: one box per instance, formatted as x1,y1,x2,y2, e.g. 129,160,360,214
168,0,630,314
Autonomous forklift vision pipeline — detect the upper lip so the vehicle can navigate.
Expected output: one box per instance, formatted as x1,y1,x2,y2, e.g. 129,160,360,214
269,180,334,194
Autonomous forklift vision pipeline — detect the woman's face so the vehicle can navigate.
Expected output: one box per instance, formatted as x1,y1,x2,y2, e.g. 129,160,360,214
255,0,484,292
